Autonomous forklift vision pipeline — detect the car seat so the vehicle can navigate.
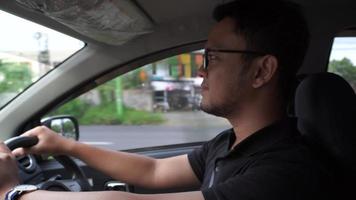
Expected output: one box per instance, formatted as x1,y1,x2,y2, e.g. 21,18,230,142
294,72,356,199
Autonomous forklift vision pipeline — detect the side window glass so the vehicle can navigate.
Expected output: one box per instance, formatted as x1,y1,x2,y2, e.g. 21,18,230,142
328,37,356,92
48,51,229,150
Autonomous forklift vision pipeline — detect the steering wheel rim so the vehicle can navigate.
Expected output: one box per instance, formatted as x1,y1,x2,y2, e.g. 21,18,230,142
4,136,39,150
5,136,91,191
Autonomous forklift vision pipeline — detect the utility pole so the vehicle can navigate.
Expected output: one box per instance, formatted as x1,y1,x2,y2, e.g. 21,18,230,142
115,77,124,120
33,32,51,76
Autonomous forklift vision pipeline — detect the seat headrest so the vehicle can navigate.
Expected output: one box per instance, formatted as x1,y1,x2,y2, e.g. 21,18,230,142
295,72,356,172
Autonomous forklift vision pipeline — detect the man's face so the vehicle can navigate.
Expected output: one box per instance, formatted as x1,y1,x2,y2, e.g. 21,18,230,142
200,17,255,118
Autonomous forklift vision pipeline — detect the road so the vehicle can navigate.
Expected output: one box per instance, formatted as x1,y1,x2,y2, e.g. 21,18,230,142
78,111,230,150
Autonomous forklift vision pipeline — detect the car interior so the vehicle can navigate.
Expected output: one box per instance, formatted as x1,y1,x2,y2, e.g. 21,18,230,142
295,72,356,198
0,0,355,196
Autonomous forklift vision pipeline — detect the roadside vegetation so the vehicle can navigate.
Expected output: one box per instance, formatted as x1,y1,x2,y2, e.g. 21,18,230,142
329,58,356,90
51,100,165,125
1,57,355,126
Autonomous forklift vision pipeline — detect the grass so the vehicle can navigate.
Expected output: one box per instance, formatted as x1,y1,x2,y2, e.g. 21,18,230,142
78,103,165,125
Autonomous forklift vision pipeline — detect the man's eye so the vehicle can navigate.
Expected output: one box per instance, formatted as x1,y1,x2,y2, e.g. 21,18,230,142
208,54,218,61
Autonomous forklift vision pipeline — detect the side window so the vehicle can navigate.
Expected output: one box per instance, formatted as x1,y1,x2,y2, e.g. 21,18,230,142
328,37,356,92
48,51,229,150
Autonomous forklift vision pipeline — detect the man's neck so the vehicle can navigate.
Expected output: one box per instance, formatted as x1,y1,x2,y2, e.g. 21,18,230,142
228,106,285,150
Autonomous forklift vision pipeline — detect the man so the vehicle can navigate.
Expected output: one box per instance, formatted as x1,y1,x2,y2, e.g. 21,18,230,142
0,0,331,199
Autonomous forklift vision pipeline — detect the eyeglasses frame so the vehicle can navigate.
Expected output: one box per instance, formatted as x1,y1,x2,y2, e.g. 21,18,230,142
203,48,268,70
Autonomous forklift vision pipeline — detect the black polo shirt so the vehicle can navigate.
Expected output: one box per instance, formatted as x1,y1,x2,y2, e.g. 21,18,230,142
188,118,331,200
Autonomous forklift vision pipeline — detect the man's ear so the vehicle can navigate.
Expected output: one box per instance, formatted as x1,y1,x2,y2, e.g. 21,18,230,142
252,55,278,88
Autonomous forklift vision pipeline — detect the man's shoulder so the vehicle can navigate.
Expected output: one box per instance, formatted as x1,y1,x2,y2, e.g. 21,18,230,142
244,118,321,168
205,128,233,148
251,133,327,177
211,128,233,141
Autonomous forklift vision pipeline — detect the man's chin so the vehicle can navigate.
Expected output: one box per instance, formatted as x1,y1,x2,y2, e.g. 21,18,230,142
200,102,225,118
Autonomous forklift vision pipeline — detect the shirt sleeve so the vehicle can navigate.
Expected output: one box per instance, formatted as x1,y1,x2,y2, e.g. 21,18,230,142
201,153,329,200
187,141,210,183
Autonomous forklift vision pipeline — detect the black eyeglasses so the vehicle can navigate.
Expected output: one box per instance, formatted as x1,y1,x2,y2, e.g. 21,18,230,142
203,48,267,70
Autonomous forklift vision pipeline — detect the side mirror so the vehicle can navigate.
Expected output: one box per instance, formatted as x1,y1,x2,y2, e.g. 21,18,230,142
41,115,79,141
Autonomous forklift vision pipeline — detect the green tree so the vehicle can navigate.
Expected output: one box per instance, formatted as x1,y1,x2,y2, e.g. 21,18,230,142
50,98,90,120
48,65,164,125
97,80,116,103
0,60,32,93
122,68,143,89
328,58,356,90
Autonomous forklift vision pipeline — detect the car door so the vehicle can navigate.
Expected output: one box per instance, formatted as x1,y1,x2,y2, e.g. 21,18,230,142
36,50,230,193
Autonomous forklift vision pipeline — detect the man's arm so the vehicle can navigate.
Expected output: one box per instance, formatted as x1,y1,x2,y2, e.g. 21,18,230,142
13,126,201,189
19,190,204,200
69,142,200,188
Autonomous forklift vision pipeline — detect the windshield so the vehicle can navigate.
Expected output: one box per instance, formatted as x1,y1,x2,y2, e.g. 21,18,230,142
0,10,84,109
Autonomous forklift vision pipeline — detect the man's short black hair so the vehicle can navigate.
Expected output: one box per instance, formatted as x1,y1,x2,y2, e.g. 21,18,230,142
213,0,310,101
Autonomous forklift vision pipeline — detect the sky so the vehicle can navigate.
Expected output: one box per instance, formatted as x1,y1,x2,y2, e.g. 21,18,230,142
1,10,356,65
0,10,84,52
329,37,356,65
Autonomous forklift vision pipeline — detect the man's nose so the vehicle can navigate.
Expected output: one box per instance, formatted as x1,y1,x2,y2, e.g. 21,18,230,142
197,66,207,78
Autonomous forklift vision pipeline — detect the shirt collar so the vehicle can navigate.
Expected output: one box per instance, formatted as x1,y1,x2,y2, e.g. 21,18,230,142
225,117,299,157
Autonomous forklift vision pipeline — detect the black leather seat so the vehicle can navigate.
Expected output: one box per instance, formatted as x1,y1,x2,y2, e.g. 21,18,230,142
295,72,356,198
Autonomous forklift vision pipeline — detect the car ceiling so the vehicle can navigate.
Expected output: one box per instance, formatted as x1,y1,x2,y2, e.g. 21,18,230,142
1,0,356,60
0,0,220,45
0,0,356,138
2,0,356,48
1,0,355,78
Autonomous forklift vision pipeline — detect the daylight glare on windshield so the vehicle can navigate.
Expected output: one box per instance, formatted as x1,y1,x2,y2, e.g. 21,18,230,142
0,10,84,109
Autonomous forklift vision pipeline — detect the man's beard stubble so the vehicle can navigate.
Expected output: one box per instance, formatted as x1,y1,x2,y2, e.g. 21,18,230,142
200,100,233,118
199,67,250,119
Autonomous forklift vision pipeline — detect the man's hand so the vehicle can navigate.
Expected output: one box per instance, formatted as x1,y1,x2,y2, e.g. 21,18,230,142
0,142,19,197
12,126,76,157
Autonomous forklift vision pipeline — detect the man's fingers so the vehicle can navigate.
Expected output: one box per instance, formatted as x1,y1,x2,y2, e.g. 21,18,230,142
0,142,11,154
0,152,15,160
0,143,16,160
12,148,26,157
21,127,40,137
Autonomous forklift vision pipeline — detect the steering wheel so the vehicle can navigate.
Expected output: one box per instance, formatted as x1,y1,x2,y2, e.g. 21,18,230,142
5,136,91,191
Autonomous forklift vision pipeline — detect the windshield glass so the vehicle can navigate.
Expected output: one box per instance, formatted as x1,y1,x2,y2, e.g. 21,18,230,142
0,10,85,109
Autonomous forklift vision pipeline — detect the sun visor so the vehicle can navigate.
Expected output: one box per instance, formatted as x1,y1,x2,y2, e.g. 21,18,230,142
15,0,154,45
